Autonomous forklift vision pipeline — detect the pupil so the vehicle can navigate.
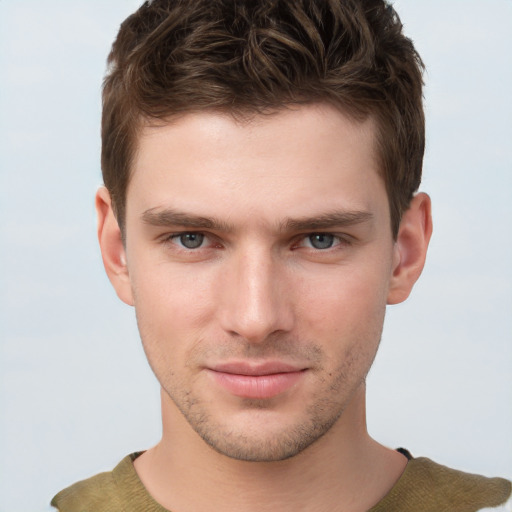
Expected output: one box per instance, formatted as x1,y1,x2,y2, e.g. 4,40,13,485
180,233,204,249
310,234,334,249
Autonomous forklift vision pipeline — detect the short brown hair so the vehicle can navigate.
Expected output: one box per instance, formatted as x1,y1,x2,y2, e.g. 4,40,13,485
102,0,425,236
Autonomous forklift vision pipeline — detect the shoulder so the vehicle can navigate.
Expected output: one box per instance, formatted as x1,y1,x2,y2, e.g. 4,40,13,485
51,471,119,512
51,454,138,512
372,456,512,512
411,457,511,506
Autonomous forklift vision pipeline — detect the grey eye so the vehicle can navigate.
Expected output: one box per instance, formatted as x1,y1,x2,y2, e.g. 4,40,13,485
179,233,205,249
308,234,335,249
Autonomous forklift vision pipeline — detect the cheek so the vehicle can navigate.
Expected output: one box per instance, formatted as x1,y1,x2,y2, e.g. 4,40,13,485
131,256,216,319
129,261,220,366
294,265,390,375
298,263,390,327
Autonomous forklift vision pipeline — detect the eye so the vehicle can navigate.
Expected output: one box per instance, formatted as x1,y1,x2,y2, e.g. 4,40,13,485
305,233,337,250
173,232,206,249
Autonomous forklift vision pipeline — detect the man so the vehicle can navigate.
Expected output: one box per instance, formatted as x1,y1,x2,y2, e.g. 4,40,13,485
52,0,511,510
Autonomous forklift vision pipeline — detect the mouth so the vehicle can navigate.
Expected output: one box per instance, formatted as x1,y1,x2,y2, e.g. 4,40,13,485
206,361,307,400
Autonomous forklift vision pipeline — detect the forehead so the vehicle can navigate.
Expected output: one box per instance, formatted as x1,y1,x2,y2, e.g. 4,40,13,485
136,104,376,166
127,104,387,227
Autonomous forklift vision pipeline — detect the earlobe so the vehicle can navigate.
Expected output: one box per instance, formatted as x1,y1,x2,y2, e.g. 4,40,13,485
95,187,134,306
387,193,433,305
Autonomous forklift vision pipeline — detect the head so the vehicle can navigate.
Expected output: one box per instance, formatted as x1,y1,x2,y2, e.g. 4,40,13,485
101,0,425,239
97,0,432,463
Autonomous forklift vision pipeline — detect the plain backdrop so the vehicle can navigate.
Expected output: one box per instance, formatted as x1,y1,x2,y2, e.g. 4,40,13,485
0,1,511,511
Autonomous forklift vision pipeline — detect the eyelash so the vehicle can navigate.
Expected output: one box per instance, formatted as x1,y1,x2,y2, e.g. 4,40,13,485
163,232,217,250
161,231,352,251
295,233,349,250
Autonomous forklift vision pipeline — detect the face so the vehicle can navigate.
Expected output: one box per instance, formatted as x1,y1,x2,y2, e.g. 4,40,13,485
121,104,398,461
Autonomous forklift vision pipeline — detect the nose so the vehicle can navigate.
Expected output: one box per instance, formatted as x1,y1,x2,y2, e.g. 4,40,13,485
217,246,294,344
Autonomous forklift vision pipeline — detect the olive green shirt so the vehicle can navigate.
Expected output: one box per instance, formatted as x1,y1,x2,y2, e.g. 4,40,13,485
52,452,512,511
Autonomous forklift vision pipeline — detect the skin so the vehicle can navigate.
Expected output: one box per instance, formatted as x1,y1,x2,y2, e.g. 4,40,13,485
97,103,432,511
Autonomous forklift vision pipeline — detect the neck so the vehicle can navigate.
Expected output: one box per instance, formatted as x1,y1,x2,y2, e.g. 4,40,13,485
134,385,408,512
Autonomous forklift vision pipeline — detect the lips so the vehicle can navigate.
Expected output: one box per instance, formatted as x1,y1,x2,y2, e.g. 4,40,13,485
207,362,306,399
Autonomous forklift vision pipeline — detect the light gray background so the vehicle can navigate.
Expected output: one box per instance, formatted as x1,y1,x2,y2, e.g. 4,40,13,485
1,1,511,511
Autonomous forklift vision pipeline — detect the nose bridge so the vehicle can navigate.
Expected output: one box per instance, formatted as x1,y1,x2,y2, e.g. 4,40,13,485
219,243,292,342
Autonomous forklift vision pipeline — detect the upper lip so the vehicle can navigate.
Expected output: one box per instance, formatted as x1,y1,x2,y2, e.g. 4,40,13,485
208,361,306,376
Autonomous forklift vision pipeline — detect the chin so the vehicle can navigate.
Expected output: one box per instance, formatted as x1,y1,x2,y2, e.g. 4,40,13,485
188,403,345,463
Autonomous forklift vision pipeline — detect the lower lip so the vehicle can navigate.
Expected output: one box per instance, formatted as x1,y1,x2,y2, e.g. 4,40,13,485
209,370,305,399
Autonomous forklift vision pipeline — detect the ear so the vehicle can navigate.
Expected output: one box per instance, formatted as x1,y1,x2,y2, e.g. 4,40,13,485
95,186,134,306
387,192,433,305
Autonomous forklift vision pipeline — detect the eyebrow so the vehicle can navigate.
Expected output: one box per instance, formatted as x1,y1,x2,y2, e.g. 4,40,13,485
142,208,235,232
281,210,374,232
141,207,373,233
